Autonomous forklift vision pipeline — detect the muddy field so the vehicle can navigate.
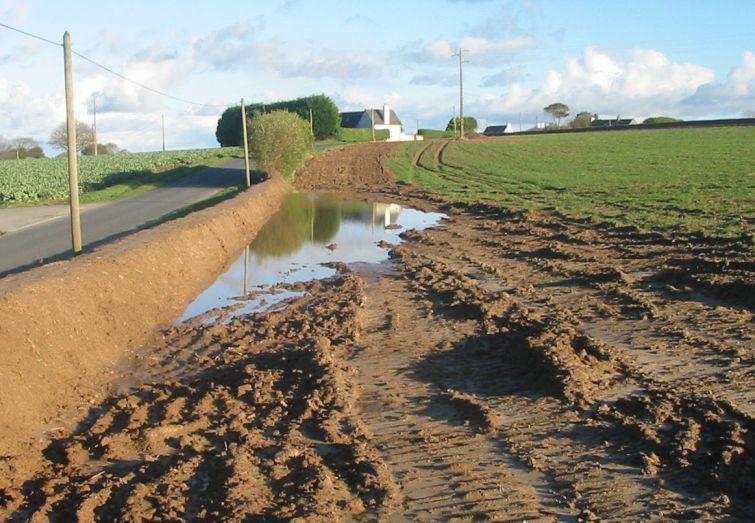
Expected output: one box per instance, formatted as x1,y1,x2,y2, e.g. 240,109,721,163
1,143,753,521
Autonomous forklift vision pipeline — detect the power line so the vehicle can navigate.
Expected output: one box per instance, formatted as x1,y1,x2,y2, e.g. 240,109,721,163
0,21,61,47
1,21,234,109
71,50,233,108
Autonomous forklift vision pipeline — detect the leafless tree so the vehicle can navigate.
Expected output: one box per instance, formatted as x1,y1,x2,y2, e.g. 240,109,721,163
49,120,94,154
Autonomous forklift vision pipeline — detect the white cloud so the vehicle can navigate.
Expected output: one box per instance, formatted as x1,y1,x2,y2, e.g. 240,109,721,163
96,112,220,152
405,35,538,67
410,72,458,87
191,22,258,70
191,22,381,79
96,46,191,113
480,66,524,87
336,86,403,113
479,47,715,120
682,50,755,114
0,39,45,65
0,79,64,146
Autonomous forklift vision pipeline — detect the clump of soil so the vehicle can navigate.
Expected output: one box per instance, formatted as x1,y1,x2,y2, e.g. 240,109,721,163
0,275,397,521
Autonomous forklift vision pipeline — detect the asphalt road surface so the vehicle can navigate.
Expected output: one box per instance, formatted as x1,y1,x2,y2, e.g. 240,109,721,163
0,158,248,277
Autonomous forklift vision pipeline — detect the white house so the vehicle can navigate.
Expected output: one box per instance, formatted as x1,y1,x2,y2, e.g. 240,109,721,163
340,104,418,142
590,117,640,128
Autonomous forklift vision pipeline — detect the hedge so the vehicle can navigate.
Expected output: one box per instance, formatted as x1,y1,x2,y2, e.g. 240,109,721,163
337,127,390,142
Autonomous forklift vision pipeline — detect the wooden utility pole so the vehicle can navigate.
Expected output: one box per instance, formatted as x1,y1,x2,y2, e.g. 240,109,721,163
63,32,82,254
309,108,314,136
241,98,251,188
161,114,166,152
92,93,98,156
453,48,469,139
370,108,375,142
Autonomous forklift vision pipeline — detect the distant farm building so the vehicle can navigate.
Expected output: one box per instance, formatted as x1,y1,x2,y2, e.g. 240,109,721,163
590,117,640,128
483,124,515,136
340,104,417,142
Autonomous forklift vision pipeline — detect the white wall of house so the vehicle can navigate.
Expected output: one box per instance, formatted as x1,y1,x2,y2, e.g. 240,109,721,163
351,103,420,142
374,123,402,141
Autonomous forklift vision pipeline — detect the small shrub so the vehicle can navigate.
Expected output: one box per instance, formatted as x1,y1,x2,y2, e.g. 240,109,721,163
250,111,313,180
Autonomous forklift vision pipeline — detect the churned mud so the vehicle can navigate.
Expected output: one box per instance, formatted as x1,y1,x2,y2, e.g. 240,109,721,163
1,143,752,521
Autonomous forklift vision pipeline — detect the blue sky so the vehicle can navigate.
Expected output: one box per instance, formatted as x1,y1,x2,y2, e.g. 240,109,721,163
1,0,753,153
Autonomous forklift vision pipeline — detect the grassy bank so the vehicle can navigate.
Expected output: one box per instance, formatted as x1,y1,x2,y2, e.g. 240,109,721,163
0,147,242,207
388,127,755,236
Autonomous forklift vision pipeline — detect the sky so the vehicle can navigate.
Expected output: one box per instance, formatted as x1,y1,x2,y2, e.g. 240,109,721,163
1,0,753,154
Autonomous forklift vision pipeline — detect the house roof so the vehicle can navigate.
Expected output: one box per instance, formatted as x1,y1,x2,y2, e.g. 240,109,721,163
340,109,402,128
590,118,636,127
373,109,401,126
340,111,364,128
483,125,511,135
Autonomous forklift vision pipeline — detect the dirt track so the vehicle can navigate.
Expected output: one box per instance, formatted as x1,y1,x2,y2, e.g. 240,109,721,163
1,142,753,521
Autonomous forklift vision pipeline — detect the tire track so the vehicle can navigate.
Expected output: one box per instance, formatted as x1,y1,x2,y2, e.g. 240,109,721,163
353,268,570,521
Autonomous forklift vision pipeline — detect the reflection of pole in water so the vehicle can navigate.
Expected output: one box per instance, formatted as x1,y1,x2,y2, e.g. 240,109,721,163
371,203,376,235
243,245,249,295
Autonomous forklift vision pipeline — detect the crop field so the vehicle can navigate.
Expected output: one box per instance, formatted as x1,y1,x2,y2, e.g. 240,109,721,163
389,127,755,236
0,147,241,205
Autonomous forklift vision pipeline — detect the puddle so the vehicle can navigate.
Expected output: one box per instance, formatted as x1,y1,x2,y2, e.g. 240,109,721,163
180,193,445,322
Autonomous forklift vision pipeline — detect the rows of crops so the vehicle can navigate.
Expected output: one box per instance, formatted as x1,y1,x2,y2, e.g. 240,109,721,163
0,148,240,204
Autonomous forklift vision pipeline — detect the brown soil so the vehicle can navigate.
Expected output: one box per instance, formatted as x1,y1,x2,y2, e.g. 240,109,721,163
1,143,753,521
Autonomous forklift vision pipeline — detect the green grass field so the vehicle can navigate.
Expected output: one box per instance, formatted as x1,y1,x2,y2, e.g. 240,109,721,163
388,127,755,236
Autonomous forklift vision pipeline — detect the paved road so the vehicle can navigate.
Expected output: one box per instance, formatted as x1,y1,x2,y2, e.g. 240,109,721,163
0,158,248,277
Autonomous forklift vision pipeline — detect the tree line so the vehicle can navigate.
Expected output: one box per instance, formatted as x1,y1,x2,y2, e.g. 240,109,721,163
543,102,683,129
0,136,45,160
1,121,124,161
216,94,340,147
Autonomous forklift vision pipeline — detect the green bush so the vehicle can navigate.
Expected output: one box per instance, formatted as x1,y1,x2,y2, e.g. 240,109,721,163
337,127,390,142
643,116,683,125
419,129,458,139
250,111,313,180
445,117,478,132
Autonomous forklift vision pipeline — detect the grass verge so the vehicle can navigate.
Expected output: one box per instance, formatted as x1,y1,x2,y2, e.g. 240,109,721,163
145,184,245,228
80,155,235,203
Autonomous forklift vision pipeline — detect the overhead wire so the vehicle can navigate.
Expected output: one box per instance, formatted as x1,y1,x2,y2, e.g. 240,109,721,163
0,21,60,47
0,21,236,109
71,50,234,108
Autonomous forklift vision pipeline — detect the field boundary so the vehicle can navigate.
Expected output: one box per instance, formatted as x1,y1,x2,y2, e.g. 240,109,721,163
0,176,291,453
505,117,755,138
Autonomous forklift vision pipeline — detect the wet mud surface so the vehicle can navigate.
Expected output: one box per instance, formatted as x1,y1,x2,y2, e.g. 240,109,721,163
1,143,753,520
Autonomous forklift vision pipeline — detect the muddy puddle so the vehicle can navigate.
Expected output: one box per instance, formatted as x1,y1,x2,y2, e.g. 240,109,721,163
180,192,445,322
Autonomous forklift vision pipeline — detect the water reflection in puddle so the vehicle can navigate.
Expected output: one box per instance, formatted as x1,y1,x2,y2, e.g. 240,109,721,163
180,193,445,322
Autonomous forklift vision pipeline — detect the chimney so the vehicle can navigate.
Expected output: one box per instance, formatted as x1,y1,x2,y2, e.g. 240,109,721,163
383,103,390,125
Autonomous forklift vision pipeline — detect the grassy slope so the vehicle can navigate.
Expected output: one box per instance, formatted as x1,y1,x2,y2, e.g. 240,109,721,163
388,127,755,236
80,154,236,203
